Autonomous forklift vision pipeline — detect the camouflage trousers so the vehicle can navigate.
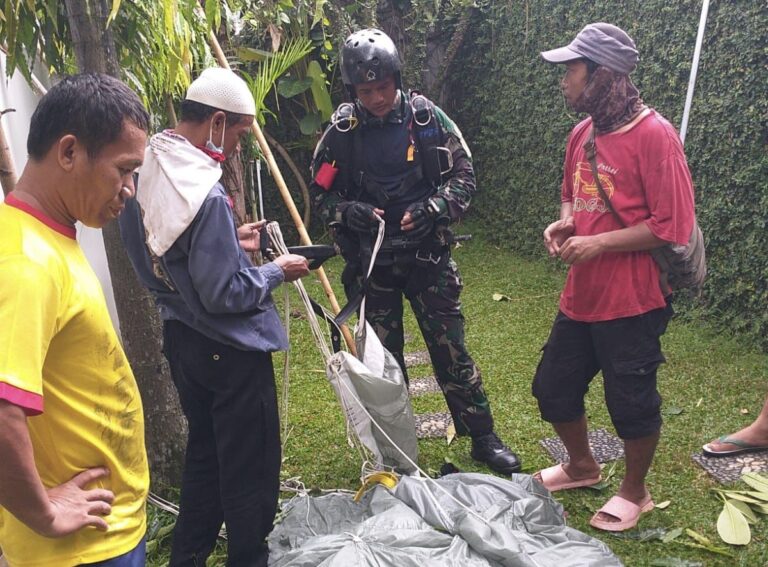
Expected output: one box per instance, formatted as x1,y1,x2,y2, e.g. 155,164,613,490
345,255,494,437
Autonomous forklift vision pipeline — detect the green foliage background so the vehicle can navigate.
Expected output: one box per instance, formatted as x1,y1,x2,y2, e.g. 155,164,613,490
441,1,767,349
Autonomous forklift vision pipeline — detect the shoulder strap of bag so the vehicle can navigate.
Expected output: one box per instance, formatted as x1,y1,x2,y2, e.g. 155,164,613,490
584,127,677,296
583,127,626,228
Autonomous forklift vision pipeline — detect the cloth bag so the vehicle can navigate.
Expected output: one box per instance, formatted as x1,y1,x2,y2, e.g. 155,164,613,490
326,218,419,473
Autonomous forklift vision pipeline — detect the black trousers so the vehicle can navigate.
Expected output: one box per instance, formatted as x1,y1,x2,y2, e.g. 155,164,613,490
162,320,281,567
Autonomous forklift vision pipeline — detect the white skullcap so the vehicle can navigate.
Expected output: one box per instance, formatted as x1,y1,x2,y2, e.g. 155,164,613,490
185,68,256,115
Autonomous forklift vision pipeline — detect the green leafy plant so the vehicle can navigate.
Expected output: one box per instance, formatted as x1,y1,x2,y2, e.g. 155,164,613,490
241,38,314,126
0,0,215,114
235,0,346,137
712,472,768,546
612,526,734,557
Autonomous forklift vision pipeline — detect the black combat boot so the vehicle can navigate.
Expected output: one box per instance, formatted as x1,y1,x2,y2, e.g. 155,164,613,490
470,432,522,475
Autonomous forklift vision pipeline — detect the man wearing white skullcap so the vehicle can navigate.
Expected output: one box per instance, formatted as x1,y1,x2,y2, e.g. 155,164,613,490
119,68,310,566
185,67,257,115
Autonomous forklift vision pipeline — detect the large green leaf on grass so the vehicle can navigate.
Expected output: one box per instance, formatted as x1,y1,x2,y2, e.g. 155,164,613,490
742,473,768,493
609,527,667,541
749,502,768,515
446,422,456,445
727,498,758,524
747,490,768,502
685,528,712,545
716,500,751,545
716,491,763,504
661,527,684,543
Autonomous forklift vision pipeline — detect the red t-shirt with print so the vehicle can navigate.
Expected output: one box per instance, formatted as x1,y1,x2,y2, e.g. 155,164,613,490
559,110,695,322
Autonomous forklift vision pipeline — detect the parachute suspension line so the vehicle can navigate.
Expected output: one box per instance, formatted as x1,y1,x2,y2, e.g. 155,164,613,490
265,222,374,471
147,493,228,539
256,159,265,221
267,222,334,361
280,283,292,445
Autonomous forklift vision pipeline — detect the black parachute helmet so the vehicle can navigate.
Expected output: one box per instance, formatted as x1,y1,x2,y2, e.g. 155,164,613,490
340,28,402,99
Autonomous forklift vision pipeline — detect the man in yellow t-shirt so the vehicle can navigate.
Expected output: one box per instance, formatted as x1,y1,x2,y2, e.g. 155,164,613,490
0,74,149,566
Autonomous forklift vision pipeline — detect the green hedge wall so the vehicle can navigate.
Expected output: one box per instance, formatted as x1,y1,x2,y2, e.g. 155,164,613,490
448,1,767,349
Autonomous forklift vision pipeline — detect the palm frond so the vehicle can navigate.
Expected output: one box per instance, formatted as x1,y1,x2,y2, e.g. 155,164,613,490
244,37,313,125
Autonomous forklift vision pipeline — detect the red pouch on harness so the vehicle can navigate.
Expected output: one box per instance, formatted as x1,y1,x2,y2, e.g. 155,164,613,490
315,162,338,191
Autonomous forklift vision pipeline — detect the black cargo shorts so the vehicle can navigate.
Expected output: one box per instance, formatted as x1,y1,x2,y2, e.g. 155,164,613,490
532,301,673,439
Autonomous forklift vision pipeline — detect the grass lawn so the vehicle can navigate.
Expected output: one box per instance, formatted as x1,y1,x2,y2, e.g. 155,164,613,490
148,236,768,567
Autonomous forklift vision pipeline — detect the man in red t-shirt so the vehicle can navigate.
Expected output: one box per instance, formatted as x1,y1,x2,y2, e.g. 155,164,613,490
531,23,696,532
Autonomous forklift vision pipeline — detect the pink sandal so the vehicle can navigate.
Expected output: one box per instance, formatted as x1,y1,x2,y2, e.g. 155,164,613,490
536,463,602,492
589,494,654,532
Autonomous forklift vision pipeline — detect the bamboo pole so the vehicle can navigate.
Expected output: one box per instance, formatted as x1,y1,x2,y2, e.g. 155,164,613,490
207,31,356,354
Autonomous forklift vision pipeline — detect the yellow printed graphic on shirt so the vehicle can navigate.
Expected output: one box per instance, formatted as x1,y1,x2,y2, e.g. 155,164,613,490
572,161,617,214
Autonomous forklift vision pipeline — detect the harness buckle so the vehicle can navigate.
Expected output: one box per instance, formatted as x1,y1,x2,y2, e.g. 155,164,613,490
410,94,432,127
436,146,454,176
334,102,357,132
415,249,442,265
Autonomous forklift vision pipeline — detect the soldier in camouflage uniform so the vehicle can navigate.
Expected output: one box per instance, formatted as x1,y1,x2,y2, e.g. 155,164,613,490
310,28,521,475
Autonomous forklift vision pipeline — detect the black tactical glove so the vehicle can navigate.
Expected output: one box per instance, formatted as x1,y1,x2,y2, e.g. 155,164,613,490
404,199,443,240
342,201,379,233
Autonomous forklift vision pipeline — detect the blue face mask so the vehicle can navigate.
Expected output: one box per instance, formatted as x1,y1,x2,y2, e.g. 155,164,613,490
206,120,226,154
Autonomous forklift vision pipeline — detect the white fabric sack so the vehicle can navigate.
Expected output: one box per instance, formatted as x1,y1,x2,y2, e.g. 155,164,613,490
327,328,419,473
325,218,419,473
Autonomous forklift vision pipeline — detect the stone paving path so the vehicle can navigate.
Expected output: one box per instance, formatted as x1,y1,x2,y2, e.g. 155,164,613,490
409,375,441,397
414,412,453,439
540,428,625,464
404,350,431,368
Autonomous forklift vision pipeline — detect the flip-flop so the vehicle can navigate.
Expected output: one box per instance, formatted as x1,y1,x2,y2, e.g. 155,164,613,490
702,435,768,458
589,494,654,532
535,463,602,492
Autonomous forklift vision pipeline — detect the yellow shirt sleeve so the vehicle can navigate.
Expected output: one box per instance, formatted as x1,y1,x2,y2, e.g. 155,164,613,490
0,255,61,414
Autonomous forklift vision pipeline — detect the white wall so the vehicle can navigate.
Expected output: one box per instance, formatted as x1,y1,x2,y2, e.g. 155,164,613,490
0,55,122,336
